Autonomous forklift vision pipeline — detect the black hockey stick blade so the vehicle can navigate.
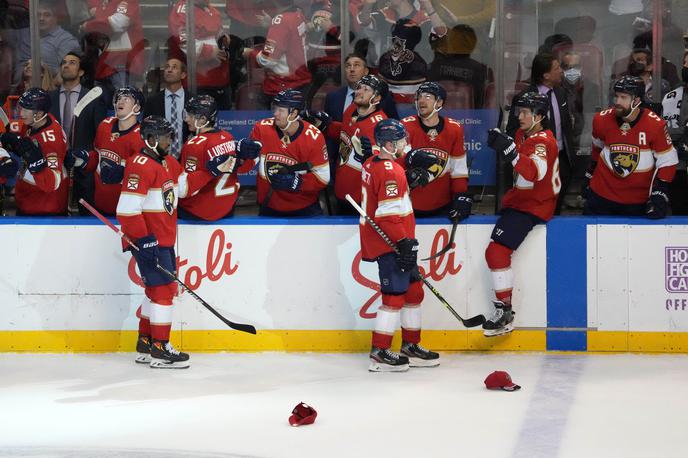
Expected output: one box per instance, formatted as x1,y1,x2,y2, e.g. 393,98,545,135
421,222,458,261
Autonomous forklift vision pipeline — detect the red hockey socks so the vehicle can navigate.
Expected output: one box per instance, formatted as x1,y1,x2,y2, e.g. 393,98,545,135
485,241,514,304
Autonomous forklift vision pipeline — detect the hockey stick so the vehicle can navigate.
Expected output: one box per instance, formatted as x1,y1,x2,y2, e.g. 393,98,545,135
79,198,257,335
67,86,104,215
421,221,457,261
261,161,313,212
0,105,10,130
345,194,485,328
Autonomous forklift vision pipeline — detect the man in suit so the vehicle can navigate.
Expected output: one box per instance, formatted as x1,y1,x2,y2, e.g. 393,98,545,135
143,57,190,158
49,50,107,214
506,52,574,214
323,52,398,182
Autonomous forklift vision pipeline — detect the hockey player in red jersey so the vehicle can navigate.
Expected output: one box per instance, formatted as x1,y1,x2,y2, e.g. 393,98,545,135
324,75,389,212
484,92,560,337
401,82,472,219
249,89,330,216
243,0,312,104
178,95,262,220
359,118,439,372
0,88,68,215
584,76,678,218
116,116,189,369
66,86,146,216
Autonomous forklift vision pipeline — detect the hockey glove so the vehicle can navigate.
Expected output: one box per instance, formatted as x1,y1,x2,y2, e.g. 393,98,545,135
582,160,596,200
406,167,430,189
302,110,331,132
487,128,517,163
645,179,670,219
353,136,373,164
405,148,439,169
135,235,159,264
396,238,419,272
0,132,21,152
236,138,262,160
0,148,19,178
207,154,238,176
270,171,302,192
448,193,473,223
65,149,90,170
99,158,124,184
21,139,47,174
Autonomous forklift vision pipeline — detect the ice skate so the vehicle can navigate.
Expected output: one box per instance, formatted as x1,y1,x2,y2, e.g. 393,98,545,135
150,340,190,369
483,301,515,337
135,335,151,364
369,347,409,372
401,341,440,367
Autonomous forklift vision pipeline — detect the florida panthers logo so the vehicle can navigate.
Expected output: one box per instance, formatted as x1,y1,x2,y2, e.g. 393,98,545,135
263,152,296,182
608,144,640,178
339,132,353,165
161,180,175,215
419,147,449,183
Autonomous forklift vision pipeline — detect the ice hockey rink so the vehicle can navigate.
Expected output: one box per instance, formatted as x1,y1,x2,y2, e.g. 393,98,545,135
1,352,687,458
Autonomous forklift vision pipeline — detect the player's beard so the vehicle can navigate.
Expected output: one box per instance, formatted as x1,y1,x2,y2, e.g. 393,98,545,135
614,105,632,118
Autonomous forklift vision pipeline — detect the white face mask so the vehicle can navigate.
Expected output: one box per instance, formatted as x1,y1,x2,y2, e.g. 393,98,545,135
564,68,582,84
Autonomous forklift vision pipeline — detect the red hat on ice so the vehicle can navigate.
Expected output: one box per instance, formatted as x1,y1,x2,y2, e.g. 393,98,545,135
289,402,318,426
484,371,521,391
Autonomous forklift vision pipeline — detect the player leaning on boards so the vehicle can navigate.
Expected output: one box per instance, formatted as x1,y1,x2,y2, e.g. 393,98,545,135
583,75,678,218
485,92,560,337
178,94,261,221
359,119,440,372
401,82,472,221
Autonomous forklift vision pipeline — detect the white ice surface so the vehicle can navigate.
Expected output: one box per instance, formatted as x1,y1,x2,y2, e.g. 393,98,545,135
1,352,687,458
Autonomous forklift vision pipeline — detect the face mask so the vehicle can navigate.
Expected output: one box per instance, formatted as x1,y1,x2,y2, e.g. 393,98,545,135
564,68,582,84
682,67,688,84
629,61,646,76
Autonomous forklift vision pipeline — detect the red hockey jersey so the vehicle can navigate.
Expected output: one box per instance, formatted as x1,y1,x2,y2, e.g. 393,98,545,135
331,104,387,203
85,117,145,215
117,152,183,248
251,9,312,95
501,129,560,221
83,0,145,78
15,115,68,215
590,108,678,205
250,119,329,212
360,155,415,261
168,0,229,88
178,130,253,220
401,115,468,212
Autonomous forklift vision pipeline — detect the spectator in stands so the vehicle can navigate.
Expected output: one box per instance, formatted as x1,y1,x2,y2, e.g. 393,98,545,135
306,0,342,104
48,50,107,214
80,0,145,93
428,23,494,108
243,0,313,108
8,0,80,82
378,19,427,104
143,58,190,159
12,60,56,96
169,0,232,110
225,0,290,40
506,52,574,215
355,0,446,69
561,50,601,151
662,51,688,215
611,47,671,105
611,31,680,90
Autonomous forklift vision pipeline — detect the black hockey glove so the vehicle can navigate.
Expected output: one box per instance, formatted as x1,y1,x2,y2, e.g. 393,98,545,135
406,167,430,189
21,138,46,174
207,154,237,176
395,238,419,272
134,234,159,264
0,132,21,152
487,128,517,163
99,158,124,184
236,139,261,160
353,136,373,164
0,149,19,178
582,160,596,200
65,149,90,171
645,179,670,219
405,148,439,169
270,171,303,192
448,193,473,223
302,110,331,132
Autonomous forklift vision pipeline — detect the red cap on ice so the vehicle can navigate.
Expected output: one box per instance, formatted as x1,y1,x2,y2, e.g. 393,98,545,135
289,402,317,426
484,371,521,391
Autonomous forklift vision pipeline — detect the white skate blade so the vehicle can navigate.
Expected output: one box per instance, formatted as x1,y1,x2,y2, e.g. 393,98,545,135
406,356,440,368
150,358,190,369
483,322,515,337
135,353,151,364
368,359,409,372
